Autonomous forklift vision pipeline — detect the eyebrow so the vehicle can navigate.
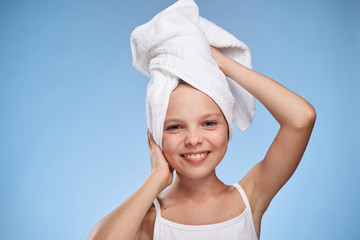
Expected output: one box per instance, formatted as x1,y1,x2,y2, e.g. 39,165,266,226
164,113,223,124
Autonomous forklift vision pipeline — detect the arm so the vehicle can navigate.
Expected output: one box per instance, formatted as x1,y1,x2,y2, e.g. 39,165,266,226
88,131,173,240
211,47,316,214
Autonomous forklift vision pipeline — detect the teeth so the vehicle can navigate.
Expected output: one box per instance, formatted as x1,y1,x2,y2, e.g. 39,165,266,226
184,152,208,159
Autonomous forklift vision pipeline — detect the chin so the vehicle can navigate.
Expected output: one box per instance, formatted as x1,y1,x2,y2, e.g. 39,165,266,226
174,165,217,179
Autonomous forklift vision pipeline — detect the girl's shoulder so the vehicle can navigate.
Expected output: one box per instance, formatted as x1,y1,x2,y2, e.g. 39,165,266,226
238,174,256,209
238,169,267,238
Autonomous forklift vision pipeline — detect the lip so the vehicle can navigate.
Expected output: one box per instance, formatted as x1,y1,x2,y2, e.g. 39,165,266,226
180,151,211,165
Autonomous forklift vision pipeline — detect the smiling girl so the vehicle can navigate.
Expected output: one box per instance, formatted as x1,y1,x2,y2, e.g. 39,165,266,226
87,45,316,240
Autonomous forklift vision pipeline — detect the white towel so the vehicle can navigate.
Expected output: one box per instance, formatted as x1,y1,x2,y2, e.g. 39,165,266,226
130,0,255,148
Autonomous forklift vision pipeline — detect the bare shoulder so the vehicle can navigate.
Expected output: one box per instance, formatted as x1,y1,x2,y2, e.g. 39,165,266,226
238,161,271,219
238,160,278,218
238,167,264,239
137,204,156,240
238,168,256,208
238,161,268,215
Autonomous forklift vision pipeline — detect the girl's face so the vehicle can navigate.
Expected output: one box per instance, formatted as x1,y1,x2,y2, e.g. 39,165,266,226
162,83,228,179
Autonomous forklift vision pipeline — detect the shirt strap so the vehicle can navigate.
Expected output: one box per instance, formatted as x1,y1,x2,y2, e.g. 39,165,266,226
153,197,162,217
233,183,251,210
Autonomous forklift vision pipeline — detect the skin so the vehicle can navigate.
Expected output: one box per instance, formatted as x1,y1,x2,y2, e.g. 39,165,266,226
87,47,316,240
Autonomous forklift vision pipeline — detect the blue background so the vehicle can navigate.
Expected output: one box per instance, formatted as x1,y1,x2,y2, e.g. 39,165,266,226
0,0,359,239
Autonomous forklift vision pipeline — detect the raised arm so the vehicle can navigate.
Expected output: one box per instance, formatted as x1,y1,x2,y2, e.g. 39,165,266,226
87,131,173,240
210,46,316,215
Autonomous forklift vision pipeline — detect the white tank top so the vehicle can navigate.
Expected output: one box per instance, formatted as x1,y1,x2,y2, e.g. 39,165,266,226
153,183,258,240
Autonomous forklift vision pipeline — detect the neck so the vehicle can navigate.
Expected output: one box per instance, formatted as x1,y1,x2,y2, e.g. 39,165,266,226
169,170,226,200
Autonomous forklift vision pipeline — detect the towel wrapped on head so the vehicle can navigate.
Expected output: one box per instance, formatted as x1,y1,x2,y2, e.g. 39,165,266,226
130,0,255,148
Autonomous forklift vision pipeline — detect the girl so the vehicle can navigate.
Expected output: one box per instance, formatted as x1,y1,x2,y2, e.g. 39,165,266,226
87,46,316,240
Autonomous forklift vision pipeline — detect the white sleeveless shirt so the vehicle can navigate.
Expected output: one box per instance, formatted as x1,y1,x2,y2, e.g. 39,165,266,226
153,183,258,240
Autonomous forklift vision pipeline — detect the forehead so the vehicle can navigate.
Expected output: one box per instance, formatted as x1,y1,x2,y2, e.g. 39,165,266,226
165,84,224,118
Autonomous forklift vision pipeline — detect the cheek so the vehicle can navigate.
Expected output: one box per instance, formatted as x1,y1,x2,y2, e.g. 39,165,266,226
162,136,183,169
162,135,179,157
208,128,228,147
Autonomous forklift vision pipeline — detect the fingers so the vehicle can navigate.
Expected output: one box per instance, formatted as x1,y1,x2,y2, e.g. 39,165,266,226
147,129,156,148
147,128,158,150
146,128,152,148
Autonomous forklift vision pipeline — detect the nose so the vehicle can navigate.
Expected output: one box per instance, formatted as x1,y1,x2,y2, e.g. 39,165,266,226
184,129,203,146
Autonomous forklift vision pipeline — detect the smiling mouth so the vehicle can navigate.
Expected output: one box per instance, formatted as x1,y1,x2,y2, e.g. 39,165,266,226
180,151,211,163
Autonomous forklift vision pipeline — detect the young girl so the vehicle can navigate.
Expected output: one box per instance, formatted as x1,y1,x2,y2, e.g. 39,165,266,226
87,45,316,240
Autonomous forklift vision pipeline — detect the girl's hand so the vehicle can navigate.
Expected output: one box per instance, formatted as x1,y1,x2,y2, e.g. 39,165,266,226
210,46,227,71
147,129,174,189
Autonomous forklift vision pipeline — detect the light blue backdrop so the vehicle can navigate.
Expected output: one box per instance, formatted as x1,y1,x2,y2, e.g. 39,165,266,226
0,0,359,239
